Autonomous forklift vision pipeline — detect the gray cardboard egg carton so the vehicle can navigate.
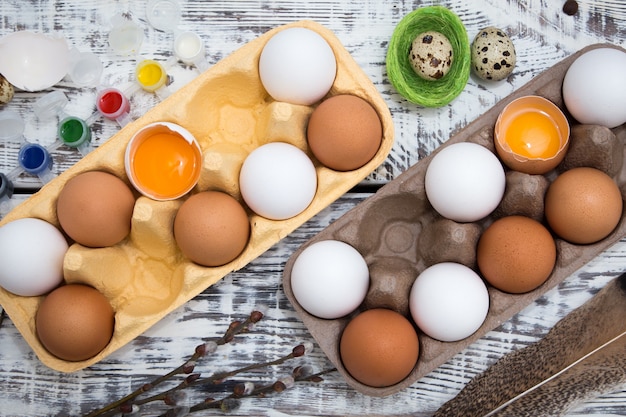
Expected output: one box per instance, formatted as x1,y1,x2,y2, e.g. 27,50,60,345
283,43,626,397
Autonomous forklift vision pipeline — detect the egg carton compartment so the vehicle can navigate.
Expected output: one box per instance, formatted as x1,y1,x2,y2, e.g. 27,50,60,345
0,20,394,372
282,43,626,397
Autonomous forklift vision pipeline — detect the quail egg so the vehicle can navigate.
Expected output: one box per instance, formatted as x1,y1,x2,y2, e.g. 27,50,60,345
471,27,516,81
0,74,14,104
409,31,453,81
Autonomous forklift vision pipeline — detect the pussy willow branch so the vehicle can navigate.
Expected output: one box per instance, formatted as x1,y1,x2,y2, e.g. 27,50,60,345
235,367,336,399
83,310,264,417
133,343,312,408
178,367,337,416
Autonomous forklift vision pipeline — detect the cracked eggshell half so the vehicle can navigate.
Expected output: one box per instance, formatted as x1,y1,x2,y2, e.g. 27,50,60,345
0,31,70,91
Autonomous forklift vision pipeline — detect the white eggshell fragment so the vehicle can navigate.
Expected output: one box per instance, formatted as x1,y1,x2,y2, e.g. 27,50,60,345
410,262,489,342
409,31,454,81
471,27,516,81
562,47,626,129
291,240,370,319
0,31,70,92
425,142,505,223
259,27,337,105
239,142,317,220
0,218,68,296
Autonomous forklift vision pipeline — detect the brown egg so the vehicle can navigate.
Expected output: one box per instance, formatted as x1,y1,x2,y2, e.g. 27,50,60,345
307,94,382,171
56,171,135,247
545,167,623,244
340,308,419,387
174,191,250,267
36,284,115,361
477,215,556,294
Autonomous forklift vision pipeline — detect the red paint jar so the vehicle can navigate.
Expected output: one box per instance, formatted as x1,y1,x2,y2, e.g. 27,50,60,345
96,88,131,126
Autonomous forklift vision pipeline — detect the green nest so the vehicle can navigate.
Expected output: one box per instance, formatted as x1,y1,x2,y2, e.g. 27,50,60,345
387,6,470,108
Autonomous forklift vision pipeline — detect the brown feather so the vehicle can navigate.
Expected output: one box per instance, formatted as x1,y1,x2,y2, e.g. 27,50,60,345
433,272,626,417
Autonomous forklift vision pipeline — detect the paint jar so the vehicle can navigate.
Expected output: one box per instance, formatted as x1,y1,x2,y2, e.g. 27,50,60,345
108,14,144,56
58,116,92,156
0,110,25,142
494,95,570,175
174,31,208,71
96,87,132,127
0,172,14,216
0,173,13,199
0,107,59,185
125,122,202,200
135,59,171,99
0,111,28,195
33,91,94,156
145,0,207,72
18,143,55,184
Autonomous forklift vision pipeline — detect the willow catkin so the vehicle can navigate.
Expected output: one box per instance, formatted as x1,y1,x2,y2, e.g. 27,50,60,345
386,6,471,107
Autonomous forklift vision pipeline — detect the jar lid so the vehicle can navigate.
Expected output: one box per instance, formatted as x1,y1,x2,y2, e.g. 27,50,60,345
67,47,103,87
146,0,181,32
0,110,24,141
33,90,68,121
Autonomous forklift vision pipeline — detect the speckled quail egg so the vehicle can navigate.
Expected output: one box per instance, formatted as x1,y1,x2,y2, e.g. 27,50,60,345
0,74,13,105
409,31,453,81
471,27,516,81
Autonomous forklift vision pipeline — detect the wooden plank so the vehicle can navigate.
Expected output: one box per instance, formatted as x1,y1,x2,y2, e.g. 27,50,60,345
1,0,624,189
1,192,626,416
1,1,626,416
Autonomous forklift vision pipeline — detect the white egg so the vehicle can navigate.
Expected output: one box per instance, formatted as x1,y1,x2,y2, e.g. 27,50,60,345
259,27,337,105
0,218,68,296
409,262,489,342
425,142,505,222
290,240,369,319
239,142,317,220
563,47,626,129
0,31,70,92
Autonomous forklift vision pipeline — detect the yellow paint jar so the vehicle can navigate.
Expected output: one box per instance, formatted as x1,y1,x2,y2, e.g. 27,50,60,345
135,59,168,92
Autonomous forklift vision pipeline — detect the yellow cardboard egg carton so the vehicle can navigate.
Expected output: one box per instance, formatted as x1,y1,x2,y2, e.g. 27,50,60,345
0,20,394,372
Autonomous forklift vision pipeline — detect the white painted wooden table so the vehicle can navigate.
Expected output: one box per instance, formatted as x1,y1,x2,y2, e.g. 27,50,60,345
1,1,626,416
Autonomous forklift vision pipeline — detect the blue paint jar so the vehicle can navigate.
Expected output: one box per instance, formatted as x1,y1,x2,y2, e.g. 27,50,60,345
18,143,55,183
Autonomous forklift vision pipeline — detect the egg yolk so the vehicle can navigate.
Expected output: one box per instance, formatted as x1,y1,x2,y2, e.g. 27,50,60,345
132,132,200,198
504,110,561,159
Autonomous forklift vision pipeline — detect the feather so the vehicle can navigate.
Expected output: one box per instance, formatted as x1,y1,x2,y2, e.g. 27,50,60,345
433,272,626,417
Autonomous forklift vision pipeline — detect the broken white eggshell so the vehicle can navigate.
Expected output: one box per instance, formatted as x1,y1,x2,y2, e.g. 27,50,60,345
0,31,70,92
